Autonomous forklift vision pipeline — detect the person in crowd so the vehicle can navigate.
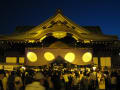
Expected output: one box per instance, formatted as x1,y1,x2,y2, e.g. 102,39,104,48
51,72,61,90
110,71,117,90
0,70,7,90
59,74,65,90
0,66,119,90
104,72,111,90
72,72,81,90
25,72,46,90
98,74,105,90
24,71,34,85
7,71,16,90
89,71,97,90
80,72,90,90
25,72,54,90
44,75,54,90
14,73,23,90
117,70,120,90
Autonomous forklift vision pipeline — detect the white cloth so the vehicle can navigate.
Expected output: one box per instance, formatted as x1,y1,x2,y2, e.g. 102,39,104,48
25,81,45,90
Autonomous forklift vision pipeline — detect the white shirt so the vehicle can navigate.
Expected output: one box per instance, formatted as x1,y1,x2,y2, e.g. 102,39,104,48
25,81,45,90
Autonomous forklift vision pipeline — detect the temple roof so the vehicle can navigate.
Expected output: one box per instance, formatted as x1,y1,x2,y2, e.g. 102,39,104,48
0,9,118,41
14,25,103,34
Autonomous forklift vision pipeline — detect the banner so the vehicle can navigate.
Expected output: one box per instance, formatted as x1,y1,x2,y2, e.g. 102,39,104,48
93,57,98,66
6,57,17,63
25,48,93,66
4,65,13,71
0,65,3,69
100,57,111,67
19,57,24,64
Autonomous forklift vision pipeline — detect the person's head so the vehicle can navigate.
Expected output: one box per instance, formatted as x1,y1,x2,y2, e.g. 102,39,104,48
34,72,45,85
0,70,5,80
14,78,21,85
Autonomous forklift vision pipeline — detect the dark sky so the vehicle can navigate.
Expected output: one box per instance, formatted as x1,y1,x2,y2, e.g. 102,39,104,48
0,0,120,39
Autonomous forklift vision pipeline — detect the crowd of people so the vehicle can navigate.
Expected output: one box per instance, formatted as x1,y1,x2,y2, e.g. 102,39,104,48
0,67,120,90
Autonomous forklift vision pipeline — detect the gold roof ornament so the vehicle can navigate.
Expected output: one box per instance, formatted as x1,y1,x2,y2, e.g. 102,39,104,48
56,9,63,14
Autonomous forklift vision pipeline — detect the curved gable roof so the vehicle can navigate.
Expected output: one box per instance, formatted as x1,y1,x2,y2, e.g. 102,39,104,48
0,9,118,41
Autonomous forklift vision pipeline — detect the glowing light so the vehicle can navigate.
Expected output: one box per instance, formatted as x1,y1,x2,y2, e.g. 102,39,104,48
52,32,67,39
44,52,55,61
72,35,79,41
82,52,92,62
40,35,47,42
27,52,37,62
84,40,90,43
21,66,26,70
119,52,120,56
93,66,96,71
64,52,75,63
28,40,35,43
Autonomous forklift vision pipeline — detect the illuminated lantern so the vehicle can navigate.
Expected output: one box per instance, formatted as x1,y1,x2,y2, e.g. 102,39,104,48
44,52,55,61
27,52,37,62
64,52,75,63
82,52,92,62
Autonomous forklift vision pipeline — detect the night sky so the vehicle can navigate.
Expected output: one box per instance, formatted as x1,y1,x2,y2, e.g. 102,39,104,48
0,0,120,39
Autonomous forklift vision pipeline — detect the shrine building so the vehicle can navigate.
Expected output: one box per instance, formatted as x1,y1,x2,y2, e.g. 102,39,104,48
0,9,120,70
